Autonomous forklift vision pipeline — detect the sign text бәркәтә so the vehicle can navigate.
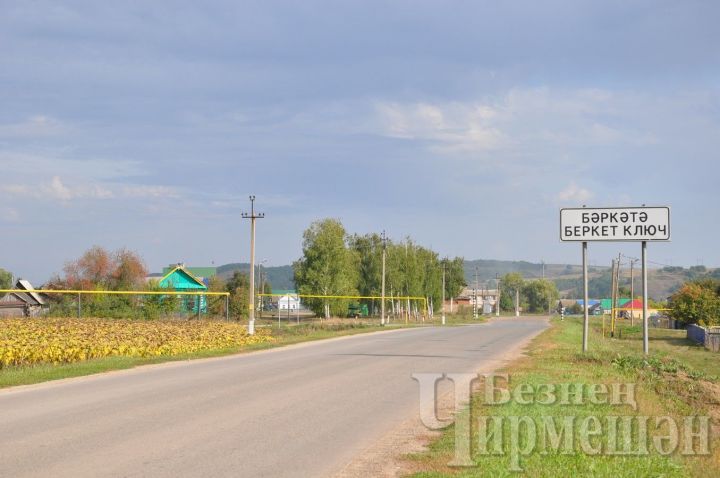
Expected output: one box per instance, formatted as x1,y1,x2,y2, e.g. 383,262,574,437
560,207,670,242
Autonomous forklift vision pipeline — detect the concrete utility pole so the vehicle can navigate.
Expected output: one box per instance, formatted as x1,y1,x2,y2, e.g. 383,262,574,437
628,257,638,326
381,230,387,326
441,259,446,325
615,252,622,333
495,273,500,317
610,258,617,337
242,195,264,335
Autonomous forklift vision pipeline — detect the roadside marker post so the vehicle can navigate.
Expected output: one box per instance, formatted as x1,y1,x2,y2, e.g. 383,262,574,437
560,206,670,355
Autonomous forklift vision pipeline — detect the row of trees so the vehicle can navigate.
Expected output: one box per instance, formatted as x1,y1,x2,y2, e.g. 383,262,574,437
497,272,560,314
293,219,466,317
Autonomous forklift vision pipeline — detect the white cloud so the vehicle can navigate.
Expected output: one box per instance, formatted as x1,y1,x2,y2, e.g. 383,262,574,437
0,115,67,138
0,177,176,202
557,182,593,203
121,185,178,199
375,101,506,152
372,87,671,158
0,207,19,222
46,176,73,200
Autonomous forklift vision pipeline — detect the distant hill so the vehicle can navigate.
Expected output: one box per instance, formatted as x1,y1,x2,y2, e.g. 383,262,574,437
216,263,295,290
462,259,591,282
211,260,716,302
463,260,717,302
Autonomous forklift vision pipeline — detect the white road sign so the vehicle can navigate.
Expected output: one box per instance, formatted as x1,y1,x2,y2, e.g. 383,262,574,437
560,207,670,242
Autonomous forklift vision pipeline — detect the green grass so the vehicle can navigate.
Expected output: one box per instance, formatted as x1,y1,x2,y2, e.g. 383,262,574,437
404,317,720,477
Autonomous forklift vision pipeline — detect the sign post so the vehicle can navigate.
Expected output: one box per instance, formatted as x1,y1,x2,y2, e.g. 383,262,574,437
582,241,589,352
560,206,670,354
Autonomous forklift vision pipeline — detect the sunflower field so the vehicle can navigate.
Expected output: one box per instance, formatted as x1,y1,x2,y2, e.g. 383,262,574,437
0,318,274,368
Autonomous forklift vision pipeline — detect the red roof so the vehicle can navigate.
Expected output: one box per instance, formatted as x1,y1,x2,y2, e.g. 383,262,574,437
623,299,644,309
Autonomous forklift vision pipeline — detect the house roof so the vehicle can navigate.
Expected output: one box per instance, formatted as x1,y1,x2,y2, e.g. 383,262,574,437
0,291,42,306
600,298,631,309
158,266,208,290
16,279,45,305
622,299,644,309
576,299,600,307
458,287,498,298
162,265,217,279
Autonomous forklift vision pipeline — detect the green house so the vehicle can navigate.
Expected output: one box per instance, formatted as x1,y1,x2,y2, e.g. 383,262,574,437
158,266,208,314
600,298,631,314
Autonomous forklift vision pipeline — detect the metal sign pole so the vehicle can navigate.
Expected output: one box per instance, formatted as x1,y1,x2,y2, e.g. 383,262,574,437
642,240,649,355
582,241,589,353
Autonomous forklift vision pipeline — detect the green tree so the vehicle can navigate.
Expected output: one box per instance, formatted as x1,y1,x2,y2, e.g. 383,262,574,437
669,279,720,326
206,275,227,317
500,272,525,311
226,271,250,319
0,268,12,289
522,279,559,313
349,233,384,304
443,257,466,302
293,219,358,318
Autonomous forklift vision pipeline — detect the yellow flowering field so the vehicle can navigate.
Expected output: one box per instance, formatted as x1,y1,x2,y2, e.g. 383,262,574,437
0,318,274,368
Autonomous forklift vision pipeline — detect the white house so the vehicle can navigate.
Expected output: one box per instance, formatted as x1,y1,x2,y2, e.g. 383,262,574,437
278,294,301,311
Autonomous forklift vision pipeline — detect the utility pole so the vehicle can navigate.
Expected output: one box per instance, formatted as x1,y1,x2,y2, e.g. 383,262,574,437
441,258,446,325
381,230,387,326
241,195,264,335
628,257,638,326
495,273,500,317
541,260,545,280
615,252,622,332
610,258,617,337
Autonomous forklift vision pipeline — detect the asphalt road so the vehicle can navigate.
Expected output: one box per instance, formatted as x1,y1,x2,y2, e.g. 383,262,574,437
0,317,548,478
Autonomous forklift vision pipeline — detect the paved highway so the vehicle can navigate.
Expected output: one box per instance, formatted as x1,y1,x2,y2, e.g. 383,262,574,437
0,317,547,477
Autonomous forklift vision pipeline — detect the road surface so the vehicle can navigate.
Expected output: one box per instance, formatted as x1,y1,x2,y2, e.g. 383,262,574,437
0,317,548,477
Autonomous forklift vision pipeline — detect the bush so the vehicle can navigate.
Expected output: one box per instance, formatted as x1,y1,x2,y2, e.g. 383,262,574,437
669,279,720,326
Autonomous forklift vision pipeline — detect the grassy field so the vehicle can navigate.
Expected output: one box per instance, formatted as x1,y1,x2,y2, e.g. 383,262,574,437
0,313,487,389
404,316,720,477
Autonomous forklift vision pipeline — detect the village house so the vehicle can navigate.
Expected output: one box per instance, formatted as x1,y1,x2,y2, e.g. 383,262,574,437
158,265,208,314
0,279,47,317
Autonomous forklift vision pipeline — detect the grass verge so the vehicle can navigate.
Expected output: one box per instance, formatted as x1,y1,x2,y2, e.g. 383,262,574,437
403,316,720,477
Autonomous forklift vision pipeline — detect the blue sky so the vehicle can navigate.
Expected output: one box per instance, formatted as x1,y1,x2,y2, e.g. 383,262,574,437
1,1,718,282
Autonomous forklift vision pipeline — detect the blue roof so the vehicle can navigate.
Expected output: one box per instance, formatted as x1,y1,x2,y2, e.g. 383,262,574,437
576,299,600,306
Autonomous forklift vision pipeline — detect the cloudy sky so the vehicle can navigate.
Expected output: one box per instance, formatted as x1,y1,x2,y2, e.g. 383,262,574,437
1,1,718,282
